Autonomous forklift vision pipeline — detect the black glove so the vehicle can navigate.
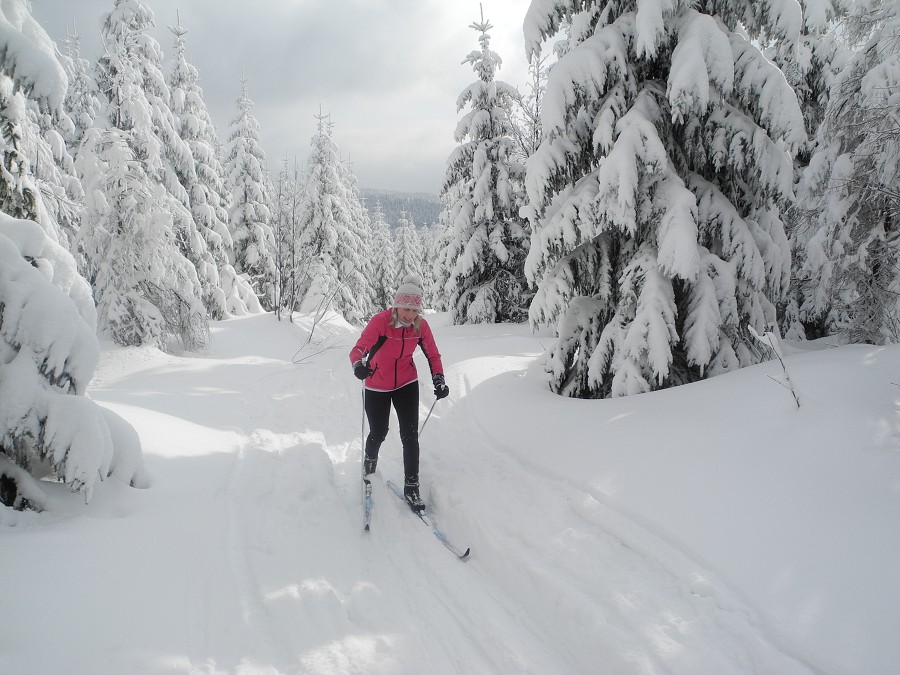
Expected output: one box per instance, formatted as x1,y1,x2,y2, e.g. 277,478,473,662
433,373,449,399
353,361,373,380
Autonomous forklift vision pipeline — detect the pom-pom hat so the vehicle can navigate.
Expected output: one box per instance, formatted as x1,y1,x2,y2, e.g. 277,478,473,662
393,274,424,310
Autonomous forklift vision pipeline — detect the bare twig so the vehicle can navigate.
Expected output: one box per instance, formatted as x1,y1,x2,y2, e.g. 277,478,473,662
749,325,801,409
291,281,345,364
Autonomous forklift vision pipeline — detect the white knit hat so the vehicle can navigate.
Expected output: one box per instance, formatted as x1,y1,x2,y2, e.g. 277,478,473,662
393,274,424,310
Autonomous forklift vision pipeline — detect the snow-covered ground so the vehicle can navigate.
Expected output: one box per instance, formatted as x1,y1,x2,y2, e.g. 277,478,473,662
3,312,899,675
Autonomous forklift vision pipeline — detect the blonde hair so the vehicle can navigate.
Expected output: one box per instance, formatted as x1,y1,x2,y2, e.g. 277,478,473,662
390,308,421,334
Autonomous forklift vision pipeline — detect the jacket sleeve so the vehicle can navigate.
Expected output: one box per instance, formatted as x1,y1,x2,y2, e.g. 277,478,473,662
418,320,444,378
349,313,384,365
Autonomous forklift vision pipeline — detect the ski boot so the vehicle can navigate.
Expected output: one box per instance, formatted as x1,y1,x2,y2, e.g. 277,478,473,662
404,476,426,514
364,455,377,477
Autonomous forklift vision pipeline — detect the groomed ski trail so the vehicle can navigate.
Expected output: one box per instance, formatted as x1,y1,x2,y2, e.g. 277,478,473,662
83,313,819,674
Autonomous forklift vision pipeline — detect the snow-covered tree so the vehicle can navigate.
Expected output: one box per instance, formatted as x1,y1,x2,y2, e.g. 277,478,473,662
0,77,78,248
272,157,305,319
793,0,900,344
1,214,145,507
293,111,371,323
0,1,143,508
167,19,259,317
61,27,102,147
78,128,208,349
441,13,530,324
0,23,83,251
430,198,456,313
112,4,223,323
0,5,64,216
20,95,83,249
523,0,806,398
0,9,81,251
79,0,207,349
509,51,550,163
369,200,396,309
342,157,375,316
775,1,852,339
394,211,424,289
0,78,39,224
419,221,442,309
225,78,276,309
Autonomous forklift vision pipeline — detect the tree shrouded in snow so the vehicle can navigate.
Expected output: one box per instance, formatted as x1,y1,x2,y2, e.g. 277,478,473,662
77,0,207,350
777,0,851,340
341,156,375,317
419,221,442,309
394,211,424,290
369,200,396,309
167,19,259,317
225,78,276,310
123,3,224,324
293,111,371,323
61,27,102,147
792,0,900,345
272,158,301,318
523,0,806,398
0,1,76,247
0,0,143,508
440,13,529,324
1,214,144,507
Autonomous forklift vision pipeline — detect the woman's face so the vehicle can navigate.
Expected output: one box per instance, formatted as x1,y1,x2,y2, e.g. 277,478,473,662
397,307,419,324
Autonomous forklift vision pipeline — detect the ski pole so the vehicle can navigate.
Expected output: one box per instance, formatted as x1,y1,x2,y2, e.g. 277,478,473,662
418,398,438,437
360,386,366,493
361,386,366,446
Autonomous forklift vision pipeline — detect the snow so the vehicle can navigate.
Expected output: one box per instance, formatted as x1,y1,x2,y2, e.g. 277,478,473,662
0,0,68,109
3,311,900,674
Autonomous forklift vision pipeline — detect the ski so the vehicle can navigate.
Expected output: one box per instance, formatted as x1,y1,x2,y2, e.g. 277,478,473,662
363,476,373,532
386,480,470,561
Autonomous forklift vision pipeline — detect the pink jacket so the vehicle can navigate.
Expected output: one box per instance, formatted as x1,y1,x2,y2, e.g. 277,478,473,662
349,309,444,392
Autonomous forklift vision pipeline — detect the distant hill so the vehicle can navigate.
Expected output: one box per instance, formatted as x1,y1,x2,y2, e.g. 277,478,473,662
361,188,442,229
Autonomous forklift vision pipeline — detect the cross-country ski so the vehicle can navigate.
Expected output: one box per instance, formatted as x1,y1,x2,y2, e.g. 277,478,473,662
386,480,471,561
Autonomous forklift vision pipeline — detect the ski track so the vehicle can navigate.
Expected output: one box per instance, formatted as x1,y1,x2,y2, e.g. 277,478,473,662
77,316,822,674
433,346,817,675
206,328,582,674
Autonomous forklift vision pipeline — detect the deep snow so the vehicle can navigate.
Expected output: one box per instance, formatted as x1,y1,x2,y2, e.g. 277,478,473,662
2,311,899,674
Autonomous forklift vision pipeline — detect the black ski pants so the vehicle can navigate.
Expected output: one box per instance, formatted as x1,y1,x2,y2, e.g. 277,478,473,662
364,381,420,480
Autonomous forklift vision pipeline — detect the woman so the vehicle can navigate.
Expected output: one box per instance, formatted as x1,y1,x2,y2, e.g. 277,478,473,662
349,274,449,513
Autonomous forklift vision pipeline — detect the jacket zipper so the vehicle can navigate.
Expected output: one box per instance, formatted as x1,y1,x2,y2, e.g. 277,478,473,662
394,326,407,389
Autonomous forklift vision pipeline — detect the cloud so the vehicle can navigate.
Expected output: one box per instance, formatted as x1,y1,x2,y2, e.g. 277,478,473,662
30,0,534,193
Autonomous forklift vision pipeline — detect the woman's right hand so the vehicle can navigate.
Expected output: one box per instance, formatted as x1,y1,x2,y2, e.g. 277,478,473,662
353,361,373,380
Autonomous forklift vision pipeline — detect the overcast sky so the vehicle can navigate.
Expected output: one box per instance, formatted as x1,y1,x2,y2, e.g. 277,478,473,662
28,0,538,195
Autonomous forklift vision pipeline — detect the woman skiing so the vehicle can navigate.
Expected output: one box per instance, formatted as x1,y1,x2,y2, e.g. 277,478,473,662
350,274,449,513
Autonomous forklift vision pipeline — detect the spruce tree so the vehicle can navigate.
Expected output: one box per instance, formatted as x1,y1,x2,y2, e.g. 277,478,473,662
1,0,143,506
121,6,223,322
524,0,806,398
419,221,441,309
369,200,396,309
79,0,207,349
293,111,371,323
777,0,851,340
272,158,298,318
61,27,102,147
167,19,259,317
0,80,39,224
394,211,424,289
16,95,83,249
440,13,529,324
794,0,900,344
342,156,375,316
225,78,277,310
